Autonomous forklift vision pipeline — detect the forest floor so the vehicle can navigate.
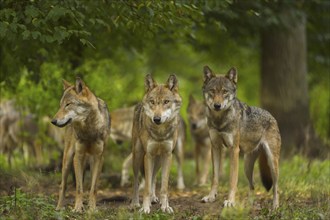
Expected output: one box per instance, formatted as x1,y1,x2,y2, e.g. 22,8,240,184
0,154,329,219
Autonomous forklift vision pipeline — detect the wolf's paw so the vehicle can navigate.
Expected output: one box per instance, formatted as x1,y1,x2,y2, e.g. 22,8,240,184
161,205,174,214
72,204,84,213
87,207,98,214
55,205,64,211
201,194,216,203
273,202,279,210
88,204,97,213
151,195,159,204
88,201,96,212
223,200,235,207
139,205,151,214
177,181,185,190
130,201,141,210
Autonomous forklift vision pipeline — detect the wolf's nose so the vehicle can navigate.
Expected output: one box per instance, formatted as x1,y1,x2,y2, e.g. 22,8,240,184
153,116,161,125
192,123,197,130
214,103,221,110
51,119,57,125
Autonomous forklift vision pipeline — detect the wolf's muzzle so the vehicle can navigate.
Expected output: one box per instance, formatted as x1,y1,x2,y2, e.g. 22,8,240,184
51,119,57,125
153,116,162,125
213,103,221,111
51,118,72,128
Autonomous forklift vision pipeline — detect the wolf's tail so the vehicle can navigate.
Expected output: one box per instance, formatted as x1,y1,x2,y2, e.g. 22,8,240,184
259,147,273,191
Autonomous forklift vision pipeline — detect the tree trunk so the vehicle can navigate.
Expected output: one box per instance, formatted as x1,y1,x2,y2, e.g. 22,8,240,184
260,10,315,156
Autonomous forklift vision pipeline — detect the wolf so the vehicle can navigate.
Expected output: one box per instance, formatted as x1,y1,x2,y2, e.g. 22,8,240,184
110,106,135,145
116,105,186,190
130,74,182,214
51,78,110,212
201,66,281,209
0,100,41,167
187,95,214,186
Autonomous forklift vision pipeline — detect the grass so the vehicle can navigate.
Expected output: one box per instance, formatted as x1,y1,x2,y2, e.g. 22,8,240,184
0,152,329,219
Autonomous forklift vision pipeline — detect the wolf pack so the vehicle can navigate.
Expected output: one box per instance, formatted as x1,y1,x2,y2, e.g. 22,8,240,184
0,66,281,213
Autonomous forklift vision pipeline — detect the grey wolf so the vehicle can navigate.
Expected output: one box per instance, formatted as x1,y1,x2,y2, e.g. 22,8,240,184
51,78,110,212
110,106,135,145
115,105,186,190
188,95,220,186
109,105,135,187
130,74,182,213
201,66,281,209
0,100,41,166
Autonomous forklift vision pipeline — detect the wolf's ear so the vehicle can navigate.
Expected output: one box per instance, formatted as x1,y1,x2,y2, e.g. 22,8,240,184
75,77,85,94
166,74,178,91
62,79,72,90
203,65,215,84
145,74,156,92
226,67,238,84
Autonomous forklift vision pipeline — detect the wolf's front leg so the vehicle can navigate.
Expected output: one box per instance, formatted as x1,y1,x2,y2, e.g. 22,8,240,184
201,145,222,203
174,140,185,190
120,153,132,187
73,145,86,213
140,153,153,214
131,142,143,209
88,149,104,211
223,146,239,207
160,152,173,213
151,159,160,204
56,144,74,210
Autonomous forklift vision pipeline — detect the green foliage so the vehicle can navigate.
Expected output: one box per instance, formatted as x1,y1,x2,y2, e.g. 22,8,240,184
0,0,328,155
0,0,208,84
75,49,148,109
0,189,58,219
310,81,330,145
306,1,330,144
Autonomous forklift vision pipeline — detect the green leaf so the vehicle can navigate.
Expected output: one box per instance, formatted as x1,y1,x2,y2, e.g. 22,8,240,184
46,6,68,22
148,8,154,17
79,38,95,48
22,30,30,39
95,19,108,27
17,24,26,30
32,18,39,26
31,31,41,39
89,18,95,25
80,38,87,45
53,27,70,43
46,35,54,43
25,5,39,18
0,22,8,38
9,23,17,33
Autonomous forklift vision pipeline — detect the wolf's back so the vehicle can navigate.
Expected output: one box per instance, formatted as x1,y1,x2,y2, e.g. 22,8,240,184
238,101,281,192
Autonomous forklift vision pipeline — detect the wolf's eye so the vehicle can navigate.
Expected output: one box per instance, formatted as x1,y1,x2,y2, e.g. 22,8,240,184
150,100,155,105
222,89,228,95
164,100,170,104
65,103,71,107
209,89,215,94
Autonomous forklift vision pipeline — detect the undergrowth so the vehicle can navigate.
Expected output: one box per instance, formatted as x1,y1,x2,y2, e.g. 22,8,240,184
0,155,329,219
